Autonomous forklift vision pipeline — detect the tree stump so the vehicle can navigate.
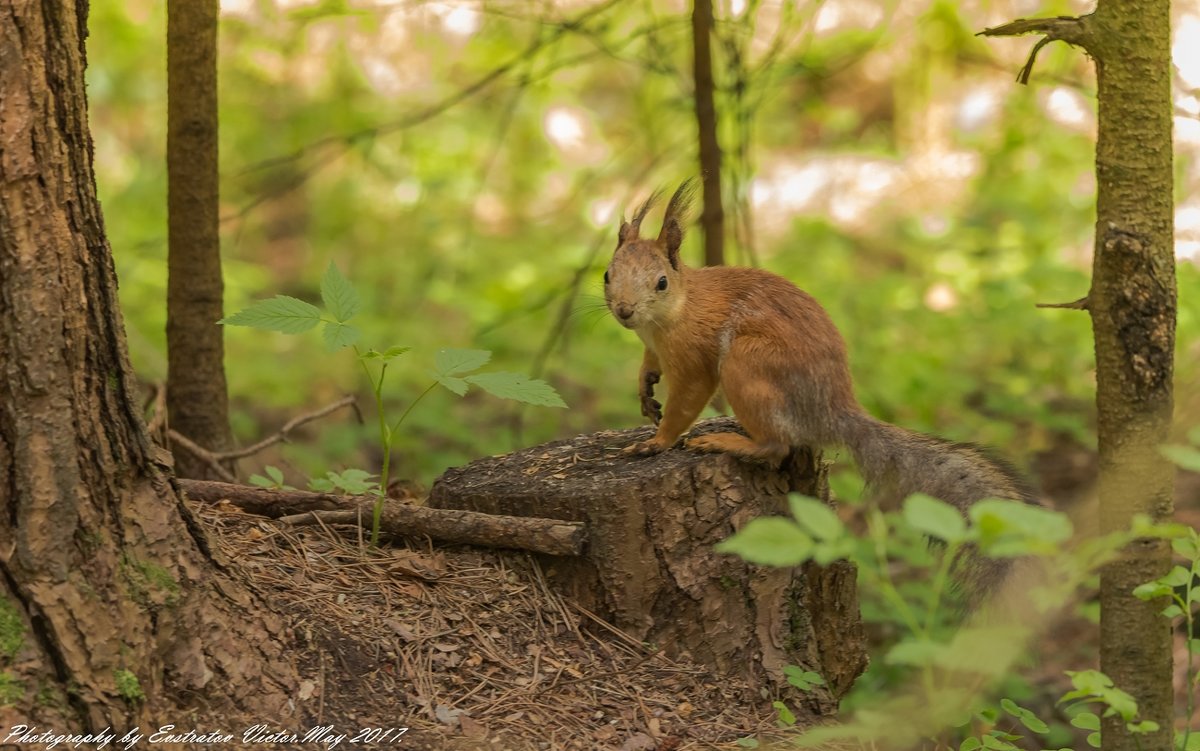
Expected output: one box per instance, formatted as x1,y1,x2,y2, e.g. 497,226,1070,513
428,417,867,715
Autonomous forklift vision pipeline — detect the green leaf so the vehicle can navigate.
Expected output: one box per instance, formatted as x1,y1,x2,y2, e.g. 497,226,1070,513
1162,565,1193,587
465,372,567,408
1085,732,1100,748
1172,534,1200,560
783,666,825,691
998,698,1049,735
1162,604,1184,618
435,348,491,376
788,495,844,540
320,262,361,322
1132,581,1174,600
360,345,412,362
1162,444,1200,472
1182,731,1200,751
1017,713,1049,734
266,466,284,484
322,321,360,351
1062,670,1138,722
249,474,274,488
772,701,796,727
219,295,321,333
436,375,469,396
970,499,1073,556
904,493,967,543
1126,720,1158,734
959,739,981,751
980,734,1017,751
716,518,814,566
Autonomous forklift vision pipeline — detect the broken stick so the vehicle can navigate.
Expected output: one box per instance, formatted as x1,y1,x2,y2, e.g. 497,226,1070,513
178,479,586,556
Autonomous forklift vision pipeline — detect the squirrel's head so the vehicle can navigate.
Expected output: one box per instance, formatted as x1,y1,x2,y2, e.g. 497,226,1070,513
604,180,696,331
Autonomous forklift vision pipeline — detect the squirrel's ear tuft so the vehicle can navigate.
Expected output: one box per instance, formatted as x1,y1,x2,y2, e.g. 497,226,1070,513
663,218,682,270
657,179,695,269
618,221,633,245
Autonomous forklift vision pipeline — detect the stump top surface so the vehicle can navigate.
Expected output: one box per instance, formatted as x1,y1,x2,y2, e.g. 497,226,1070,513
432,417,749,499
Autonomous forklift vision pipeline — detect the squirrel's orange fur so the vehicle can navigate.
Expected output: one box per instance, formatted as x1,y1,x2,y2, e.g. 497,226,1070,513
605,181,1036,547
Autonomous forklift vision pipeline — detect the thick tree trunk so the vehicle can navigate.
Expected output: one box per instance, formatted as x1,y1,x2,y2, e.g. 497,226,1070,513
428,418,868,716
691,0,726,267
0,0,299,730
1088,3,1176,749
166,0,235,479
982,4,1176,748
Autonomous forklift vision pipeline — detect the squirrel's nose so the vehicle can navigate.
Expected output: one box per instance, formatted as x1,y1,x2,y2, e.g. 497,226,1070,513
615,304,633,321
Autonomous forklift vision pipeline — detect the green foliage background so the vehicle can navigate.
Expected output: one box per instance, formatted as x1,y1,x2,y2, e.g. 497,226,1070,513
85,0,1199,485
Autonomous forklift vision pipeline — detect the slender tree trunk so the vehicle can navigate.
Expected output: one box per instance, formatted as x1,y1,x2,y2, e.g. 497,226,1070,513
0,0,299,729
1090,3,1176,749
691,0,725,267
983,3,1176,749
166,0,235,479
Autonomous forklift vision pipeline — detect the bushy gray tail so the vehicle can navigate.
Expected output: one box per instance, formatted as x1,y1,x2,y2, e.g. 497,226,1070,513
837,410,1040,604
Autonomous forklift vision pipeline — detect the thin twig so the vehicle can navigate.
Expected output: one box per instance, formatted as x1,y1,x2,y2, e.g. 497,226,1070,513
167,429,239,483
213,395,358,461
235,0,627,176
1036,296,1090,311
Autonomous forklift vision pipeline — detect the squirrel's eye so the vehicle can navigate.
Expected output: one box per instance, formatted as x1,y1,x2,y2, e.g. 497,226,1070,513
656,276,668,291
604,270,610,285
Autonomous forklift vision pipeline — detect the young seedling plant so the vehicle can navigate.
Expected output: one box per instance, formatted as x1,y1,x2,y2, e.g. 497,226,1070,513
717,489,1197,750
221,262,566,546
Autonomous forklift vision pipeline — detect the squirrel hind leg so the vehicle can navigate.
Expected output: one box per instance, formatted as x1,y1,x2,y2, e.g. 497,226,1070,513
685,432,790,468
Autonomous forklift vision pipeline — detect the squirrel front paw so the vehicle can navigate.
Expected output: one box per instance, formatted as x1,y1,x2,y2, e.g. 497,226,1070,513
622,438,669,457
639,395,663,425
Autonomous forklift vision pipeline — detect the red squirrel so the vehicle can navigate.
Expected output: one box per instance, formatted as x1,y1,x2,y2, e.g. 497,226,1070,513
604,180,1036,523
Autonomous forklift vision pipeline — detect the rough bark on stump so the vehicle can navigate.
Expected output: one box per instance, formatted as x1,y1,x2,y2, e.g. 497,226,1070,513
429,417,867,712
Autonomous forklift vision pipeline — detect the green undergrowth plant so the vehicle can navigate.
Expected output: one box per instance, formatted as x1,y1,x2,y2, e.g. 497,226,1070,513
718,488,1197,749
222,263,567,545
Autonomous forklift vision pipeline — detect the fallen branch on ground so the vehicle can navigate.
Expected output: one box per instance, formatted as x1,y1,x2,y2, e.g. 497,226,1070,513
178,479,586,556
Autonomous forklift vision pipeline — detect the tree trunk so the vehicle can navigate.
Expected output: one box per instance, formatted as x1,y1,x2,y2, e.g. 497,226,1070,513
1089,3,1176,748
166,0,235,479
691,0,726,267
0,0,300,730
982,4,1176,748
428,418,868,716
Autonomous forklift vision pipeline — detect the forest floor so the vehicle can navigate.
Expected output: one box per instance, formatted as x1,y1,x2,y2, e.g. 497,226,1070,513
195,500,784,751
191,440,1200,751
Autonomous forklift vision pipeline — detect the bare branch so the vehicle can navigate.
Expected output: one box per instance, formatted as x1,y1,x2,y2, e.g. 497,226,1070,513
977,14,1093,85
180,480,586,556
1036,296,1090,311
213,395,359,462
167,429,239,483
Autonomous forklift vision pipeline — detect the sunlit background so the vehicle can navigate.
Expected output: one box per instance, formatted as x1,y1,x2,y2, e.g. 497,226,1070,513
86,0,1199,489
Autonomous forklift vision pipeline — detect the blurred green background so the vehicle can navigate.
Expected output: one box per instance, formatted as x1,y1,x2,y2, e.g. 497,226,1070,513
86,0,1200,488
